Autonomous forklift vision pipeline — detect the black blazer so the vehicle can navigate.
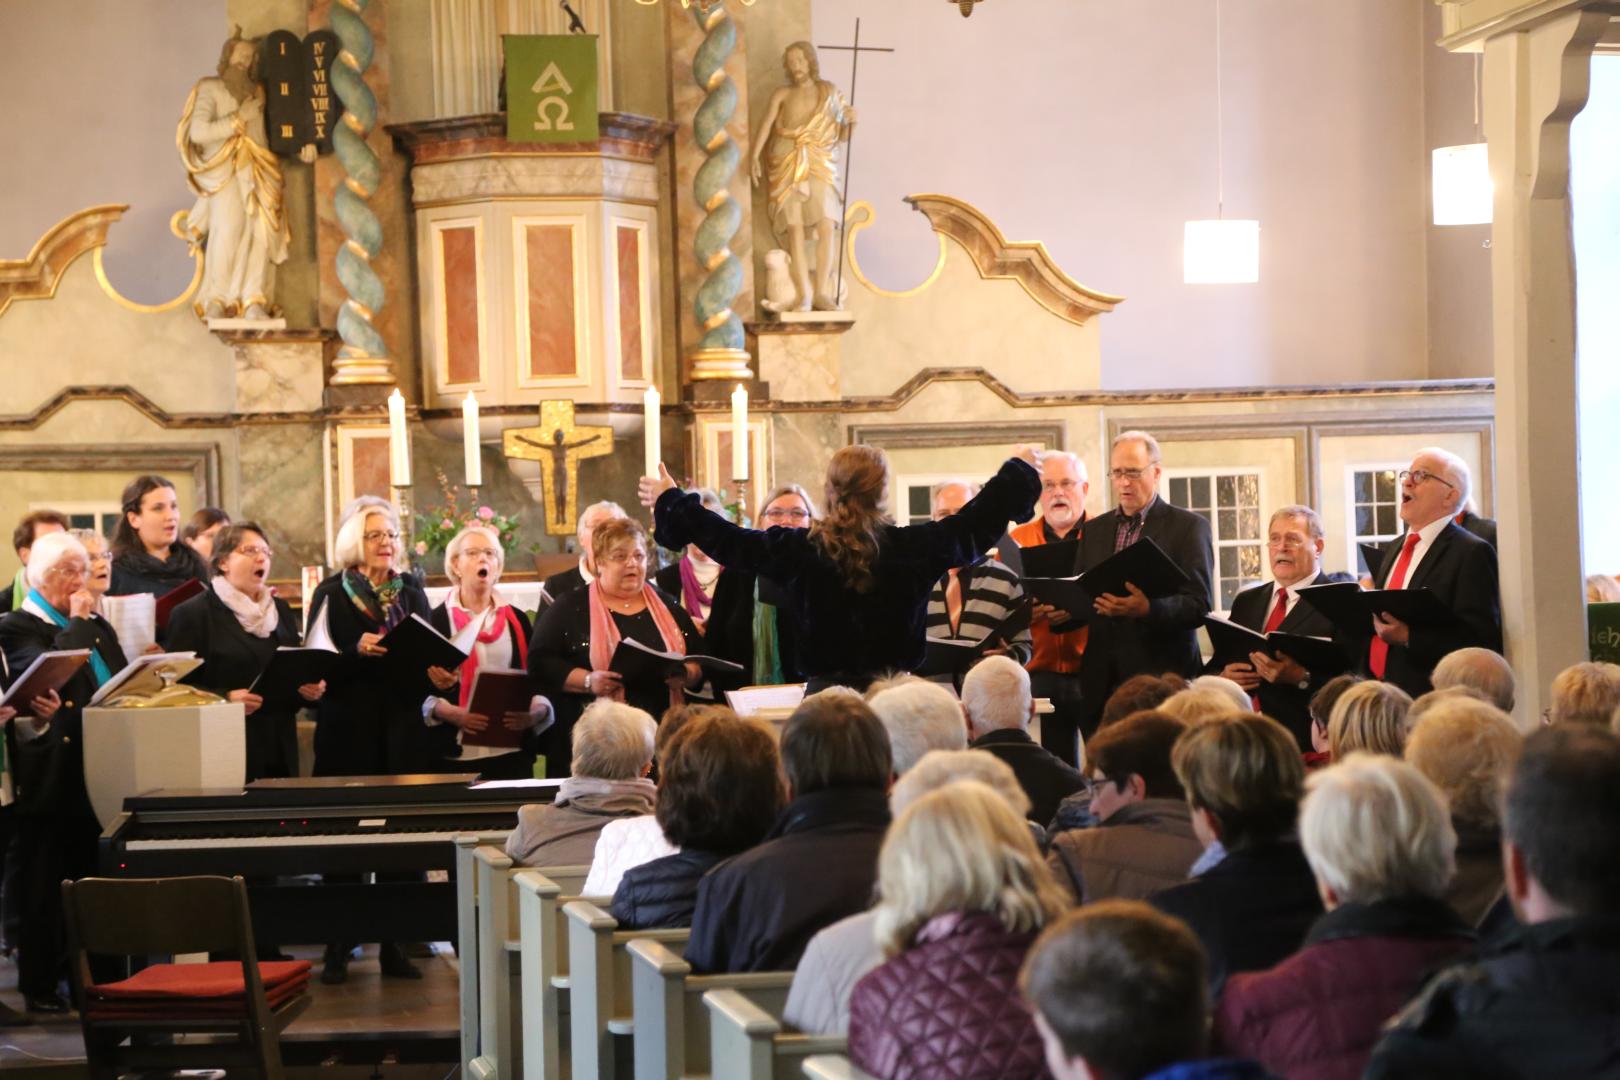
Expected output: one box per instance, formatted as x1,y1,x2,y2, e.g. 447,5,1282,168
165,588,303,782
542,565,589,604
1210,578,1338,750
1078,497,1215,732
426,601,535,762
654,561,754,693
0,608,127,819
968,727,1085,826
304,571,436,776
1456,509,1497,549
1363,522,1503,697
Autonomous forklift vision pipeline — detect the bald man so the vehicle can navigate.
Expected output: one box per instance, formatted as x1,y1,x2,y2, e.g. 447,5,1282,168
1362,448,1502,698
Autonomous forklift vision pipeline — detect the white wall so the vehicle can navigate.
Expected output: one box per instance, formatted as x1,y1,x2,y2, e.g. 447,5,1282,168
809,0,1485,389
1575,58,1620,576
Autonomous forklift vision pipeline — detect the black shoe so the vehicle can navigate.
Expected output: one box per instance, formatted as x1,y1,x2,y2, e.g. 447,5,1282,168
257,947,294,962
320,944,351,985
0,1000,34,1027
23,992,69,1014
378,942,422,980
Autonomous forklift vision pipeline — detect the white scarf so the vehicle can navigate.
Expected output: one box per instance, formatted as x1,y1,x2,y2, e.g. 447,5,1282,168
212,575,279,638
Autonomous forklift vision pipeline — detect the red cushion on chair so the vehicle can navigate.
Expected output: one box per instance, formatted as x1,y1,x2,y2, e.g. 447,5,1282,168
89,960,313,1001
85,975,311,1020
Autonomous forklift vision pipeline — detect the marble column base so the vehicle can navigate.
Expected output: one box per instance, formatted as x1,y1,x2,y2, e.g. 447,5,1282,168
212,328,337,414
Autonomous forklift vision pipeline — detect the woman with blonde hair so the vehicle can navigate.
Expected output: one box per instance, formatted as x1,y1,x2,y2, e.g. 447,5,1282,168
1327,679,1413,760
847,779,1068,1078
640,445,1039,691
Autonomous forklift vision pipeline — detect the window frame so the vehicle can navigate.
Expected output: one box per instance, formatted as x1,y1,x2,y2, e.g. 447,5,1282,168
1160,467,1268,615
1343,462,1408,574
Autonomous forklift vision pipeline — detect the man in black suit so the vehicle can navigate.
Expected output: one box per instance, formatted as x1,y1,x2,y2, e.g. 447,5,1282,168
539,500,625,605
1455,507,1497,549
1208,505,1338,750
1077,430,1214,737
1363,448,1502,698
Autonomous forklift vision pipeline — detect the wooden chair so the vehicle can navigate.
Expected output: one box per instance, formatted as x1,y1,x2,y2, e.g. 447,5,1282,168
564,900,691,1080
468,846,593,1080
628,938,796,1080
704,989,847,1080
512,866,609,1080
800,1056,879,1080
62,875,311,1080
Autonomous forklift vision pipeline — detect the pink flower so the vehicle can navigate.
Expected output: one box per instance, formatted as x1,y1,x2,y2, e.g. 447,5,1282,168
414,541,428,556
441,518,454,529
477,506,495,521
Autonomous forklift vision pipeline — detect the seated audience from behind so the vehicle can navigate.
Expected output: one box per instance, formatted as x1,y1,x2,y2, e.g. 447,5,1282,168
1326,679,1412,760
1367,726,1620,1076
1305,674,1361,768
1151,714,1321,995
611,712,783,929
786,748,1032,1036
1403,694,1521,928
1160,684,1247,725
685,691,892,972
1022,900,1271,1080
1585,573,1620,603
1046,712,1201,903
1215,754,1474,1080
1547,660,1620,727
847,779,1069,1080
1429,646,1516,715
1190,674,1254,714
504,701,656,866
1100,673,1187,728
868,677,967,775
962,655,1084,824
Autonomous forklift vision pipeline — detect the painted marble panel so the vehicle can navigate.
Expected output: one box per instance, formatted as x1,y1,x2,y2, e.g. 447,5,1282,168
525,225,578,379
441,225,481,384
617,224,645,382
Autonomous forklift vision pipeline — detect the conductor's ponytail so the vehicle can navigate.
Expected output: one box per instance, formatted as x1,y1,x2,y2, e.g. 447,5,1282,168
809,445,891,594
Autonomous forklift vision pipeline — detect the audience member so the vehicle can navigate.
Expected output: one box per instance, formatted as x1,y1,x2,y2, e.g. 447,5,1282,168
1326,679,1412,760
786,749,1030,1036
1191,674,1257,714
868,678,967,775
685,692,892,972
611,712,783,929
1152,714,1321,994
1215,755,1474,1079
1368,726,1620,1075
1305,673,1360,768
504,701,656,865
1404,695,1521,926
1547,660,1620,727
962,655,1084,823
1430,646,1516,714
1161,684,1246,725
1047,712,1200,903
1099,672,1186,729
847,780,1068,1079
1022,901,1270,1080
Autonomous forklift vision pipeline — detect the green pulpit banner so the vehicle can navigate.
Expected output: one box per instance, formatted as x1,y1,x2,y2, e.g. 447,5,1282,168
1589,602,1620,663
504,35,599,144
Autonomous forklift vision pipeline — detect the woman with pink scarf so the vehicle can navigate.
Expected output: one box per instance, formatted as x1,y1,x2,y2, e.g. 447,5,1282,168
530,517,702,777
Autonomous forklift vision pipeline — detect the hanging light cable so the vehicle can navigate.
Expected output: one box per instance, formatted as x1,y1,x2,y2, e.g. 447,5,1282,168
1184,0,1259,284
1432,53,1492,225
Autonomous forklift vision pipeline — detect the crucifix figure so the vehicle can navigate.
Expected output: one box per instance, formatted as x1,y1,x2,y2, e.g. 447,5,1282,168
502,399,614,535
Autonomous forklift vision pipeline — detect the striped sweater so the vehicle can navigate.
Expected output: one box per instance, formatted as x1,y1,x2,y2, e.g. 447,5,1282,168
925,559,1033,667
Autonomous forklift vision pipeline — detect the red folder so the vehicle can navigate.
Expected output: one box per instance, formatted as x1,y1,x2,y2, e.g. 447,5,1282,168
155,578,206,630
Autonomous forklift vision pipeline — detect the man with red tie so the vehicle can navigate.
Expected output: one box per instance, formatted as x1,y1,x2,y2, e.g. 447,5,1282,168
1363,448,1502,698
1209,505,1337,751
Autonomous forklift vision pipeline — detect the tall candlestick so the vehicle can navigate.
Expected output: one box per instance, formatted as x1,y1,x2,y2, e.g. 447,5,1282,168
462,391,482,488
730,384,748,481
643,386,661,479
387,388,411,488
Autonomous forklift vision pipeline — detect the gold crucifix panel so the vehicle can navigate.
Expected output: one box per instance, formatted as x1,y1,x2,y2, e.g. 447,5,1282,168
503,399,614,535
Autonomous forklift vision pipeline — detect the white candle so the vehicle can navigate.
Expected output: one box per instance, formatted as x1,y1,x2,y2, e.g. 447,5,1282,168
643,386,661,479
730,384,748,481
387,388,411,488
462,391,482,487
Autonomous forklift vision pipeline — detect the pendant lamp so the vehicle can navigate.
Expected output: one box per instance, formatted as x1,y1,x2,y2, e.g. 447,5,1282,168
1184,0,1259,284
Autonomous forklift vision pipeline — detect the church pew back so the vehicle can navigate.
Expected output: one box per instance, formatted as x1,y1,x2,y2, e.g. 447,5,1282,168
629,938,796,1080
564,900,692,1080
800,1055,879,1080
703,989,848,1080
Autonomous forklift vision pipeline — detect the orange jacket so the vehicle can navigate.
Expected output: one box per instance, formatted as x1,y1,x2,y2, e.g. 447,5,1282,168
1010,518,1087,675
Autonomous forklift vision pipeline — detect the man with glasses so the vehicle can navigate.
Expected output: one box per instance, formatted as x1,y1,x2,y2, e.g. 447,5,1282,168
1207,506,1336,750
1077,431,1214,737
1362,448,1501,697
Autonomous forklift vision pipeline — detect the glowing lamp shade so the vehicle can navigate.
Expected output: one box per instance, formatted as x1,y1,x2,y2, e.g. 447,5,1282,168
1183,219,1259,284
1432,143,1492,225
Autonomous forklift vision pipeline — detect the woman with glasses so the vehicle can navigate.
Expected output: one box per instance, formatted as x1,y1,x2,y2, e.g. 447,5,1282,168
423,525,550,780
0,531,121,1014
166,522,326,783
530,517,702,774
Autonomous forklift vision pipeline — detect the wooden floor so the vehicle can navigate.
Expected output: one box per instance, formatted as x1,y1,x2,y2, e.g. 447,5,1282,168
0,943,464,1076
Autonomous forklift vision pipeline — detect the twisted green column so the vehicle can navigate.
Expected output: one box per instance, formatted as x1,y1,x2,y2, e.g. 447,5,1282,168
328,0,393,384
687,0,753,382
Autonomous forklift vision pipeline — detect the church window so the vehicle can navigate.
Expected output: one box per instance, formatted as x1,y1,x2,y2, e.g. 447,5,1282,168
1348,465,1405,572
1164,470,1264,613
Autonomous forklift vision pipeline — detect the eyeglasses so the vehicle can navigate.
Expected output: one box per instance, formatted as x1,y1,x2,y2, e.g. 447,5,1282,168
47,563,89,579
1081,774,1117,800
363,530,401,543
1110,467,1153,481
762,508,811,522
601,550,649,566
460,547,501,560
1398,469,1456,491
234,545,274,559
1042,478,1079,490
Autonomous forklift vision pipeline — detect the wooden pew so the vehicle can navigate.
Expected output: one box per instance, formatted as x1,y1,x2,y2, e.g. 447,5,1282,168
628,938,796,1080
564,900,691,1080
514,866,609,1080
704,989,848,1080
800,1056,879,1080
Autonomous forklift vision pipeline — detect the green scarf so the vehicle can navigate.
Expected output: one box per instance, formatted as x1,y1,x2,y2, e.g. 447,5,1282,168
9,568,25,612
752,578,784,685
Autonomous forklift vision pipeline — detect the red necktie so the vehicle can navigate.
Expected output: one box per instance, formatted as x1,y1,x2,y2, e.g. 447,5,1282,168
1251,587,1291,711
1368,531,1422,678
944,568,964,635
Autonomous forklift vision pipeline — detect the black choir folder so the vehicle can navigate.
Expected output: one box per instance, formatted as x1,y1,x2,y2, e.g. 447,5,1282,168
916,600,1033,678
250,646,342,709
1297,581,1461,637
1017,538,1080,580
1358,542,1390,579
380,613,470,674
1202,616,1351,678
0,649,90,708
609,638,743,687
1079,537,1190,601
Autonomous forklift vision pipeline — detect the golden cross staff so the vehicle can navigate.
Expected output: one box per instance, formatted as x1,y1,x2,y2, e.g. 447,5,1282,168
502,400,614,535
819,18,894,304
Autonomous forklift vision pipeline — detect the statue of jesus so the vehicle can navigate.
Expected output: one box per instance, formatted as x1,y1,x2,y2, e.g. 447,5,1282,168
176,32,313,321
749,42,857,312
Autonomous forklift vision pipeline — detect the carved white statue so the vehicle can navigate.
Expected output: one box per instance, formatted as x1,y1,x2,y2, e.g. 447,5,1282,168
750,42,856,312
176,32,314,322
760,249,799,314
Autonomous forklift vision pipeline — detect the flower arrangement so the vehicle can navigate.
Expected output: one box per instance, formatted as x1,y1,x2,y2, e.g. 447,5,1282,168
411,469,522,558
